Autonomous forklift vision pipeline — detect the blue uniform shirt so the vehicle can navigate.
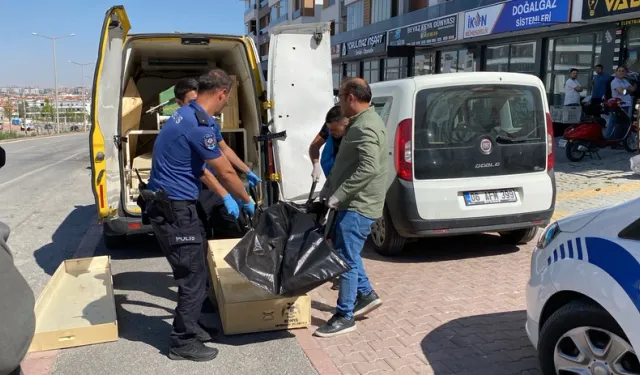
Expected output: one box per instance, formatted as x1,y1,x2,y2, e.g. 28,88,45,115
147,102,222,200
592,72,611,99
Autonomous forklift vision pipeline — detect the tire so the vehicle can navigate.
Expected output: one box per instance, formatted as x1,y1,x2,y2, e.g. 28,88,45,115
565,142,586,162
103,233,126,249
538,299,639,375
499,227,538,245
624,131,639,153
368,208,406,256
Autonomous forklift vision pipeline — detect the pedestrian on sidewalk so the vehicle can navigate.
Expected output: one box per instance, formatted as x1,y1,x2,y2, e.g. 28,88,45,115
314,77,388,338
309,105,348,291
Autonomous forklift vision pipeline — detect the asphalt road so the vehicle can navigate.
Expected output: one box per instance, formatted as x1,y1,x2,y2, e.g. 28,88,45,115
0,133,317,375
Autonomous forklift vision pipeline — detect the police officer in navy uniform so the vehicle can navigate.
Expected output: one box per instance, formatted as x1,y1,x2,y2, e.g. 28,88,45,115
146,69,255,361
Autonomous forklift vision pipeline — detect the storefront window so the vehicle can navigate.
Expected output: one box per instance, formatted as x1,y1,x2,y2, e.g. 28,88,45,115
440,49,473,73
332,64,342,89
345,62,359,78
384,57,407,81
546,34,597,105
624,28,640,71
363,59,380,83
486,42,535,74
414,53,434,76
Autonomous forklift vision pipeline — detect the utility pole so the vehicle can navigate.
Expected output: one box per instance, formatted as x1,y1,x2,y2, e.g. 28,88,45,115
32,32,75,134
69,61,93,132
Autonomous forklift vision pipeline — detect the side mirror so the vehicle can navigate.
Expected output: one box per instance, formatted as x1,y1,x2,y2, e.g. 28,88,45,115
0,146,5,169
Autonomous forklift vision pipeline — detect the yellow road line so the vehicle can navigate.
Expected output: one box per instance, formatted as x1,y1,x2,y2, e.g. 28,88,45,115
556,181,640,201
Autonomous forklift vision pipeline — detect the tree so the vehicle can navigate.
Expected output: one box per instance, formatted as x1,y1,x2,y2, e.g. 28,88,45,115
41,99,53,122
18,101,26,119
2,102,13,134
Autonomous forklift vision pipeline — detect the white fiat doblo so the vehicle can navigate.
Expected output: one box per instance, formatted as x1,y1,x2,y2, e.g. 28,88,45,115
89,6,334,247
368,72,556,255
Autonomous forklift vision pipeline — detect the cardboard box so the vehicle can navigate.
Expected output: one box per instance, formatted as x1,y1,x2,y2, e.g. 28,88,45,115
207,239,311,335
219,75,240,130
122,78,143,158
28,256,118,353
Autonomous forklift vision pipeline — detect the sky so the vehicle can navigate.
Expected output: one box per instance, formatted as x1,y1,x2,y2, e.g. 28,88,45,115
0,0,245,88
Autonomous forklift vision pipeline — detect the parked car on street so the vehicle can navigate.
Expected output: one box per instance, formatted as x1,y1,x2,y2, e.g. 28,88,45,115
368,72,556,255
526,199,640,374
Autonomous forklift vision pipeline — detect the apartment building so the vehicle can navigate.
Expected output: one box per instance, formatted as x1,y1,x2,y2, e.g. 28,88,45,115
246,0,640,106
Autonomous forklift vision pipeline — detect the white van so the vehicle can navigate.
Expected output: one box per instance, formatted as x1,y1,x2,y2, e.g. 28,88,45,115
89,6,334,247
368,72,556,255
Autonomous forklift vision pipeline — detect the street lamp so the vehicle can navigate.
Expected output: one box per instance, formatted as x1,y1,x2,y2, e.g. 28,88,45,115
69,61,93,131
32,32,75,134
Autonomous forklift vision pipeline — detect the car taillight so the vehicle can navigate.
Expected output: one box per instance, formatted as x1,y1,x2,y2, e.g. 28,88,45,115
395,119,413,181
545,112,554,170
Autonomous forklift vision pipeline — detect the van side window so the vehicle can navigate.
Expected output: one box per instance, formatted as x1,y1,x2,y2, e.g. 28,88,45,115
371,97,393,125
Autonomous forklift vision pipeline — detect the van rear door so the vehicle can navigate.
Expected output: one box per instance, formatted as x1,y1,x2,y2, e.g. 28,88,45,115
267,22,334,202
90,6,130,220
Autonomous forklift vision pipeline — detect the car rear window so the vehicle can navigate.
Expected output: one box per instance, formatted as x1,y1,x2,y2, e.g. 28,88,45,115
413,84,547,180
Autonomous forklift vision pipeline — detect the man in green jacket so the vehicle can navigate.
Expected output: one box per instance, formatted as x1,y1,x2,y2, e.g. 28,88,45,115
315,77,388,338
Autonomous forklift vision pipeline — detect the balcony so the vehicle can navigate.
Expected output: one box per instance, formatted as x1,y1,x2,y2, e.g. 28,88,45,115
260,0,269,8
331,0,505,44
269,13,289,28
244,3,258,23
268,0,279,6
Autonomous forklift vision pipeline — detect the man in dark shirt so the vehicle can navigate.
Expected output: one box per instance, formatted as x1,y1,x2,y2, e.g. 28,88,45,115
309,105,348,181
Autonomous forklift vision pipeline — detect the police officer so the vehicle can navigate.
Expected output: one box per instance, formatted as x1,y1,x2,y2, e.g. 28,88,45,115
146,69,255,361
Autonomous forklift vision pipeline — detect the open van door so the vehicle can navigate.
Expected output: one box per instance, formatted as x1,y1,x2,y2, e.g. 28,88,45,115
267,22,334,202
90,6,131,220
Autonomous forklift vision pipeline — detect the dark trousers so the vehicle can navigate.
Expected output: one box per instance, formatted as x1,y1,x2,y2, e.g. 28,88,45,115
147,200,208,348
198,187,246,239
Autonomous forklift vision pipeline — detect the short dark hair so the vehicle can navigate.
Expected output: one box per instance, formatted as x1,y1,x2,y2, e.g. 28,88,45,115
569,68,579,74
197,69,233,94
341,78,372,103
325,105,344,124
173,78,198,101
617,65,628,72
595,64,603,69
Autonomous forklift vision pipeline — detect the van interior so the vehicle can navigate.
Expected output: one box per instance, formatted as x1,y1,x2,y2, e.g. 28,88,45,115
119,37,262,214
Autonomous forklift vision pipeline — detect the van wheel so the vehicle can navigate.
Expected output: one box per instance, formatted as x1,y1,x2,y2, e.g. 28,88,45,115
538,299,639,375
566,142,586,162
368,208,406,256
104,233,126,249
499,227,537,245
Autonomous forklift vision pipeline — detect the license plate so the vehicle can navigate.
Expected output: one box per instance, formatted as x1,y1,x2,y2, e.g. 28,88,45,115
557,139,568,148
464,189,518,206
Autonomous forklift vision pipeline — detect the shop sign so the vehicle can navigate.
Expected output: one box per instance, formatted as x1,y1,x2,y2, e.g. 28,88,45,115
463,0,572,39
342,33,386,58
618,18,640,27
331,44,342,59
388,15,457,47
584,0,640,20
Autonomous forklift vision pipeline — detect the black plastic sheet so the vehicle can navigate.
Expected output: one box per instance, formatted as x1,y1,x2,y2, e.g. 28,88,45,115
224,201,350,296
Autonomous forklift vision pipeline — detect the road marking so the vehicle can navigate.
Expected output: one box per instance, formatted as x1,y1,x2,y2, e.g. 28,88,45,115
0,150,86,189
556,181,640,201
0,132,86,145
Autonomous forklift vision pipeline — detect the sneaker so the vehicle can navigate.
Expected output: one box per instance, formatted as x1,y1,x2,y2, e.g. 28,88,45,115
353,290,382,319
168,341,219,361
313,314,356,338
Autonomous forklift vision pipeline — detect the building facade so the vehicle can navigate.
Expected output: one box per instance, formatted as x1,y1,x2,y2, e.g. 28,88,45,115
245,0,640,106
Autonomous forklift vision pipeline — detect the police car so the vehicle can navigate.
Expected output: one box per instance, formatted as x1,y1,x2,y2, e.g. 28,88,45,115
526,198,640,374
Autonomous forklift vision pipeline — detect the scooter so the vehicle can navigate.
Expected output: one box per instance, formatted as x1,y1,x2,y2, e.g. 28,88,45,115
559,93,639,162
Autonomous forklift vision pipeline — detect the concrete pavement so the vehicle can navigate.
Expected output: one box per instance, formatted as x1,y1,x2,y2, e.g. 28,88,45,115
1,133,316,375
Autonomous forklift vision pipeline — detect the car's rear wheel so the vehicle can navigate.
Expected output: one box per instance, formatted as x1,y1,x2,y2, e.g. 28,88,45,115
368,208,406,256
499,227,538,245
538,299,640,375
566,142,586,162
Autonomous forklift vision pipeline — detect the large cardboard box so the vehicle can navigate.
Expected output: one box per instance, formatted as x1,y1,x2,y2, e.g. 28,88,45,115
28,256,118,353
207,239,311,335
122,78,143,158
219,75,240,130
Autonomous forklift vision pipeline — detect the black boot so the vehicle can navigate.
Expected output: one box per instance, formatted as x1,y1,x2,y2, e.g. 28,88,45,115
168,341,219,361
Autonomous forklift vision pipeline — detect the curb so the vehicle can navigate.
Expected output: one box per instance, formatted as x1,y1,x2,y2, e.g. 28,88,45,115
0,132,88,144
20,221,102,375
293,328,341,375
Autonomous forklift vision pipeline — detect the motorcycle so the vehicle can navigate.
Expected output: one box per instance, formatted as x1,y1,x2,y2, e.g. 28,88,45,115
558,91,639,162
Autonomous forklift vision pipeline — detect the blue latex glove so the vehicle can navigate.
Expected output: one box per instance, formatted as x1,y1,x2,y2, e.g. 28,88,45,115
222,194,240,219
246,170,262,187
242,198,256,217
